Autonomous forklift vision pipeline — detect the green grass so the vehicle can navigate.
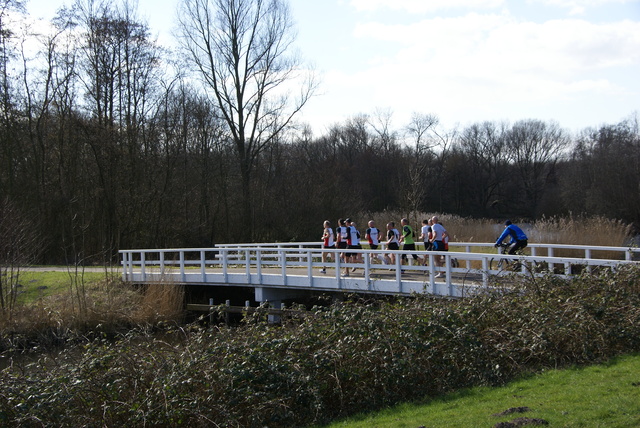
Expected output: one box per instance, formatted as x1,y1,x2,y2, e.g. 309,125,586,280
13,270,113,304
323,354,640,428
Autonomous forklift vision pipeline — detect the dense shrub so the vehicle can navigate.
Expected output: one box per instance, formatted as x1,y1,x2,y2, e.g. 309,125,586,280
1,265,639,426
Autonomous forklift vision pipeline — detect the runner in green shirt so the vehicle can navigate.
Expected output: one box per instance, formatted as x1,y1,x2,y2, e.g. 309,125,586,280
400,218,419,264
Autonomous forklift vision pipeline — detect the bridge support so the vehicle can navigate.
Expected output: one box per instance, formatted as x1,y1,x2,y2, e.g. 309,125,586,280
254,287,310,323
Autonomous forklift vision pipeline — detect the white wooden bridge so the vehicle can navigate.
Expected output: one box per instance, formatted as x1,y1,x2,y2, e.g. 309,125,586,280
120,242,639,308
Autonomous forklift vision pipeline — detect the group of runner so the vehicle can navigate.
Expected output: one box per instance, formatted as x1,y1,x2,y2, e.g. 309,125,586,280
320,216,450,277
320,217,529,276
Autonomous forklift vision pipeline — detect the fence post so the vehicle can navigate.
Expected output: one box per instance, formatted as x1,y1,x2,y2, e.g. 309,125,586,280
280,250,287,285
201,250,206,281
159,251,165,276
222,249,228,282
307,249,313,287
481,256,489,288
179,251,186,282
141,251,146,282
244,249,251,282
256,250,263,284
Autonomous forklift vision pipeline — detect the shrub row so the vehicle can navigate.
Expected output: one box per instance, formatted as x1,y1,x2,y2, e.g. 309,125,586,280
1,266,639,427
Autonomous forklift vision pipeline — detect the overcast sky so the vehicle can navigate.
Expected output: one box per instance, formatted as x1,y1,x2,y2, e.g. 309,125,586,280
26,0,640,134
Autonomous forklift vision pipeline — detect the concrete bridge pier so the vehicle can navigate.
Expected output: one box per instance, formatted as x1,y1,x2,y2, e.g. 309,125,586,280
255,287,309,323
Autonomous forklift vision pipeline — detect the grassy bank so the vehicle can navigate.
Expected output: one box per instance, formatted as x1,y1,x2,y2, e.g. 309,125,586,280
325,353,640,427
0,263,639,426
12,270,111,303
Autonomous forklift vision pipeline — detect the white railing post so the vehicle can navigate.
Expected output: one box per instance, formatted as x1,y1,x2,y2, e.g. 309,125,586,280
481,256,489,288
256,250,263,284
364,251,372,290
298,244,304,263
306,249,313,287
200,250,206,281
141,251,147,282
129,251,134,277
427,253,436,289
394,252,402,292
160,251,165,276
244,249,251,282
280,249,287,286
222,249,228,283
334,251,342,286
180,251,186,282
464,245,472,269
445,255,452,296
121,251,129,280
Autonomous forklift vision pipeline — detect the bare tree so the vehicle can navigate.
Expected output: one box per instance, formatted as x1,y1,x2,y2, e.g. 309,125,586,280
0,198,40,315
504,119,569,216
401,112,453,213
456,121,509,215
563,114,640,223
0,0,26,199
369,107,396,151
177,0,317,240
401,113,437,214
72,0,163,254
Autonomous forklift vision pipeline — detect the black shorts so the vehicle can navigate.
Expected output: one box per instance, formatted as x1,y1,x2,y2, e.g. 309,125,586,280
337,241,347,249
387,242,399,251
369,244,379,250
402,243,419,260
433,240,447,251
509,239,528,254
323,244,335,250
346,244,361,258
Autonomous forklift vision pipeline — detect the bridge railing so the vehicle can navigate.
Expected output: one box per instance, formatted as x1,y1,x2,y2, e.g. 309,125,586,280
213,241,639,260
119,242,639,296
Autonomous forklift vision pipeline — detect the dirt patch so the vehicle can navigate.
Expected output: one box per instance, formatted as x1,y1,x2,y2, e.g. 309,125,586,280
494,417,549,427
492,407,549,427
492,407,531,417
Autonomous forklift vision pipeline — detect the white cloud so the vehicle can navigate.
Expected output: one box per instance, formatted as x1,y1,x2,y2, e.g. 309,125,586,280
317,10,640,129
529,0,638,16
353,13,640,74
350,0,504,13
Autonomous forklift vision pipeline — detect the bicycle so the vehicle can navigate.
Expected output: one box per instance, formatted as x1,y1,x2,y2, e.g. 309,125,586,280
490,241,539,274
489,242,513,271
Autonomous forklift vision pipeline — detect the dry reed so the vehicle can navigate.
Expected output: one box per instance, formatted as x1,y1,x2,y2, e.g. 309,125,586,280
354,212,631,247
0,274,185,351
351,212,632,262
134,281,185,324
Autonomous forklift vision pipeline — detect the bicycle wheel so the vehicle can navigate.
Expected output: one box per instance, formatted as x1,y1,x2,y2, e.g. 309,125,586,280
489,257,500,271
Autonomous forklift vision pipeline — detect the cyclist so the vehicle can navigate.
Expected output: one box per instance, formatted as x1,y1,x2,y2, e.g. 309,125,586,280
495,220,528,254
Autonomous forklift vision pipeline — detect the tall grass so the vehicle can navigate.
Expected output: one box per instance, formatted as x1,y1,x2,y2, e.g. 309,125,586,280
0,272,184,352
135,282,185,323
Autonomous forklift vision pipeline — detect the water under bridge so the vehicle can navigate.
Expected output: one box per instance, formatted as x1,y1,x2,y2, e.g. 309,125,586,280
120,242,639,311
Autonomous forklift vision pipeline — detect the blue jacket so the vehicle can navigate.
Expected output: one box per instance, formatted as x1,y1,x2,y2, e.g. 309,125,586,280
496,224,527,245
